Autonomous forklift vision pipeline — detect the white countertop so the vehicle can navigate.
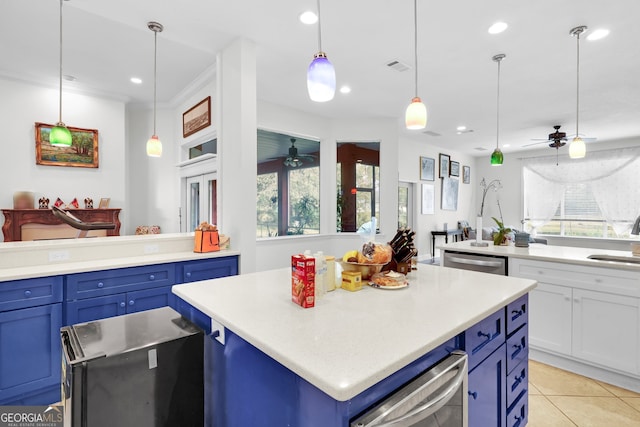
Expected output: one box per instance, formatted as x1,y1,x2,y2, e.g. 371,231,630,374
0,233,239,281
438,240,640,271
172,265,536,401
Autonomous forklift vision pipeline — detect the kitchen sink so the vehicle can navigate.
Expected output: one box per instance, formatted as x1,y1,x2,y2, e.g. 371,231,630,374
587,254,640,264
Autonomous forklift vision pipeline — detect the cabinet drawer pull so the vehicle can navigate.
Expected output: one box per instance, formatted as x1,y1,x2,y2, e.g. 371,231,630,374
129,300,135,306
468,391,478,400
149,274,155,280
24,290,32,297
511,309,524,320
120,302,126,308
513,414,523,427
512,370,526,389
97,282,104,288
477,330,491,339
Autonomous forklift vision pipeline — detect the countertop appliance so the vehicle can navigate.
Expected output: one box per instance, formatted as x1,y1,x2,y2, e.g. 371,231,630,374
61,307,203,427
442,251,507,276
350,351,468,427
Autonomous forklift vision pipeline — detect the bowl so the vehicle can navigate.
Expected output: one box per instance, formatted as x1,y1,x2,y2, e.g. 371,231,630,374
338,261,385,280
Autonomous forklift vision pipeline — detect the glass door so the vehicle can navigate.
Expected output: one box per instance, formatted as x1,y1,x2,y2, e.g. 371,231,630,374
185,173,217,232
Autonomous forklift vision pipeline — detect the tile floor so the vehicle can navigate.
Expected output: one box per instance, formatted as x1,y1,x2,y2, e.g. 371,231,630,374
528,359,640,426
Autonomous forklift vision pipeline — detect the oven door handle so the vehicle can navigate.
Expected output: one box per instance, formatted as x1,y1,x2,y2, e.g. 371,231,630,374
372,354,467,427
447,256,503,268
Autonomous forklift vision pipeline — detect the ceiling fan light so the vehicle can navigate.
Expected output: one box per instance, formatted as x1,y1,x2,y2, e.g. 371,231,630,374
50,123,72,147
307,52,336,102
146,135,162,157
405,97,427,129
569,136,586,159
490,148,504,166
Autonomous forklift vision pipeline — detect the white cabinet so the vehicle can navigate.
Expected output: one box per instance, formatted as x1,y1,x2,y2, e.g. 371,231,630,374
573,288,639,374
509,258,640,378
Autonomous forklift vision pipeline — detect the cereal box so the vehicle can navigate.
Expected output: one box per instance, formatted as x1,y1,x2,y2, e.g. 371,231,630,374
292,254,315,308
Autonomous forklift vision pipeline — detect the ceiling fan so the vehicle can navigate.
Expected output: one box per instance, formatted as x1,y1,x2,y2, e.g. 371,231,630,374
283,138,316,167
523,125,596,149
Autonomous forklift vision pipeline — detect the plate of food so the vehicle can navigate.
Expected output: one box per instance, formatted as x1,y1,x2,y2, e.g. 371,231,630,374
368,271,408,290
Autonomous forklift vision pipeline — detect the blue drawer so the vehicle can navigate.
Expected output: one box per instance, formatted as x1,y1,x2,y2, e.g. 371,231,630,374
465,308,505,370
507,359,528,410
66,264,175,300
507,323,528,374
506,294,528,336
178,256,239,283
507,390,528,427
0,276,63,312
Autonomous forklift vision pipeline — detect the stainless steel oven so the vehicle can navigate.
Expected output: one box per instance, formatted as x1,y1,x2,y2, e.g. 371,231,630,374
350,351,468,427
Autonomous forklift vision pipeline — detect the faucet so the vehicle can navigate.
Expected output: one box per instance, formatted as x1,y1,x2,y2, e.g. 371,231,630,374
631,215,640,235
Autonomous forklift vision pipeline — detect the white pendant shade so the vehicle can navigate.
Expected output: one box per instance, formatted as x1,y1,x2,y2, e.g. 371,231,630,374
569,136,585,159
307,52,336,102
146,135,162,157
405,97,427,129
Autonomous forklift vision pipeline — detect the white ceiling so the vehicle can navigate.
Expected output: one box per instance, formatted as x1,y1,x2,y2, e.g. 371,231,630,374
2,0,640,157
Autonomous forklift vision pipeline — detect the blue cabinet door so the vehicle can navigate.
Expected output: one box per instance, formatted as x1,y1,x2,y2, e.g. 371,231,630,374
127,286,175,314
179,256,238,283
65,294,126,325
468,343,506,427
0,304,62,405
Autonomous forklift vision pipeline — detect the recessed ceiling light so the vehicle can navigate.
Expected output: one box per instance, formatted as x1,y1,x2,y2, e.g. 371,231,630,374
456,125,466,131
587,28,610,41
339,85,351,94
130,77,142,84
488,22,508,34
299,11,318,25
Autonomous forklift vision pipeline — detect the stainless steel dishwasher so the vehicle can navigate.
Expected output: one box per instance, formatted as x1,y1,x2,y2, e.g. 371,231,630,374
442,251,507,275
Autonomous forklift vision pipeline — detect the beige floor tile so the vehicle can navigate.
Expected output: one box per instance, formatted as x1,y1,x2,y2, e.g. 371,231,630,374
529,382,542,395
548,396,640,427
528,361,613,397
621,397,640,413
596,380,640,398
527,395,576,427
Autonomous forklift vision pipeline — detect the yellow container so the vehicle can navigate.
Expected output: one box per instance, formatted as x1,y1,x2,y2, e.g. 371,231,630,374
341,271,362,292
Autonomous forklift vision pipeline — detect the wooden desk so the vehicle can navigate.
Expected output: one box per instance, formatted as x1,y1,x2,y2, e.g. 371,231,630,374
431,229,463,259
2,208,121,242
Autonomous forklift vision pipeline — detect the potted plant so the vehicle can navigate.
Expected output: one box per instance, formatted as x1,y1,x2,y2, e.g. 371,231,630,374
492,217,512,245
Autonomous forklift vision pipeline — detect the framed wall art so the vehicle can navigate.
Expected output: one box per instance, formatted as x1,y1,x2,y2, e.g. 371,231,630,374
441,177,459,211
439,153,450,178
420,156,435,181
421,183,435,214
463,165,471,184
183,96,211,138
450,161,460,177
35,122,99,168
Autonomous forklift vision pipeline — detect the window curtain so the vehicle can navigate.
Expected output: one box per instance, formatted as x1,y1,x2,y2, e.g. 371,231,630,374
522,146,640,236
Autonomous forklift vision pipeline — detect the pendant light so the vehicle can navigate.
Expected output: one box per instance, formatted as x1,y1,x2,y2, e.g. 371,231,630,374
146,21,163,157
569,26,587,159
50,0,72,147
490,54,506,166
405,0,427,129
307,0,335,102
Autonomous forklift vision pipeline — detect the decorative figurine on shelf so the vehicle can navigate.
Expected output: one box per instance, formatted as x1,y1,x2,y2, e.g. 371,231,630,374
53,197,65,208
84,198,94,209
38,197,50,209
68,198,80,209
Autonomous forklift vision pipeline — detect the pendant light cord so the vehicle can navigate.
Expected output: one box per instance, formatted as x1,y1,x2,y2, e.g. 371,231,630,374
413,0,418,98
58,0,64,124
575,31,580,137
496,58,501,149
316,0,323,52
153,29,157,135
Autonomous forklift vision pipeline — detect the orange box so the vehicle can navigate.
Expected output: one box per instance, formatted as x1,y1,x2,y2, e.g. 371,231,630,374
194,230,220,253
292,254,315,308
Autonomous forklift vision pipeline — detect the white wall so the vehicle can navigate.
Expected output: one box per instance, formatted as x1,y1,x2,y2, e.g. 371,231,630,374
0,77,126,241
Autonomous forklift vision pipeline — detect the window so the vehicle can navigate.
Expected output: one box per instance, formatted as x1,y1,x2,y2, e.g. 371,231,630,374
256,130,320,238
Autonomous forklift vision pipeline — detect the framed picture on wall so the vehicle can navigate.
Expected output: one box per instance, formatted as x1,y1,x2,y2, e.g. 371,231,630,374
450,161,460,177
35,122,99,168
183,96,211,138
421,183,435,214
420,156,435,181
441,177,459,211
463,165,471,184
439,153,450,178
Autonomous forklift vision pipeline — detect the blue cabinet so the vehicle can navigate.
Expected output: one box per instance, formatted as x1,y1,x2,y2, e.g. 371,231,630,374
177,257,239,283
0,276,63,405
468,342,507,427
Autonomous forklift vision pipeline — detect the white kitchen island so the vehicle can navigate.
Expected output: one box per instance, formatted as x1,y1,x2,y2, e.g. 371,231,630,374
172,264,536,426
440,240,640,393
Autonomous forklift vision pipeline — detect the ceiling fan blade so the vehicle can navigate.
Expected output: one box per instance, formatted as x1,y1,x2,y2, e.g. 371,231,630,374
522,141,550,147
